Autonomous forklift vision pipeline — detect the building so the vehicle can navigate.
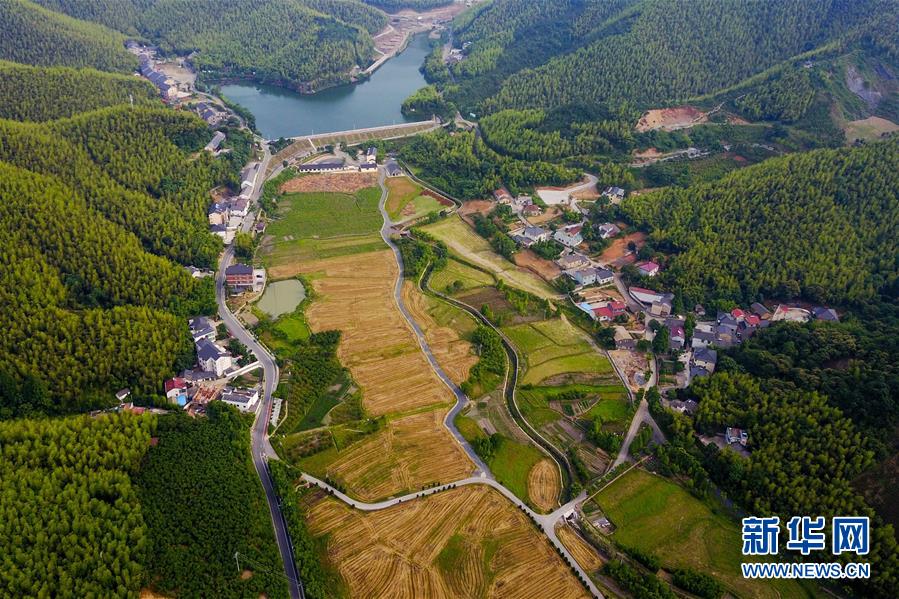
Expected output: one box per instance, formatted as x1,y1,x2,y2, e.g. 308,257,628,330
669,324,686,349
594,268,615,286
614,327,636,350
210,224,228,240
554,224,584,247
229,198,249,218
359,162,377,172
523,226,550,243
813,306,839,322
596,222,621,239
196,339,232,376
493,187,513,204
629,286,665,305
691,329,716,349
297,160,344,173
385,159,403,177
220,386,260,412
241,163,260,189
725,427,749,446
556,253,590,270
636,261,660,277
571,268,599,286
208,202,229,226
225,263,266,292
189,316,216,343
164,377,187,400
365,146,377,164
602,186,625,202
185,266,213,279
115,389,131,402
522,204,542,217
205,131,225,152
196,102,226,126
649,297,673,317
694,348,717,372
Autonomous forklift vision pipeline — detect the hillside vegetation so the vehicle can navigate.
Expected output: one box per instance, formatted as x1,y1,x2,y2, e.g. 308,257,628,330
0,106,231,413
620,137,899,308
0,61,159,121
0,0,136,71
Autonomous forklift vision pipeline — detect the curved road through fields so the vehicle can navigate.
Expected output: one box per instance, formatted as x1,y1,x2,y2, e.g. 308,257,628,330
216,141,304,599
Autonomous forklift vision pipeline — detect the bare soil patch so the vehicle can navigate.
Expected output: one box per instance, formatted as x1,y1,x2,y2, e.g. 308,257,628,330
459,200,494,225
514,249,561,281
609,349,649,392
599,232,646,267
280,172,377,194
307,485,589,598
636,106,708,132
527,459,561,511
843,116,899,144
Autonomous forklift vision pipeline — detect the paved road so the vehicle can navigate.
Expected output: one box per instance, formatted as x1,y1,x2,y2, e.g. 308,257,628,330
302,472,602,598
375,169,491,475
217,142,304,599
611,357,663,470
535,173,599,205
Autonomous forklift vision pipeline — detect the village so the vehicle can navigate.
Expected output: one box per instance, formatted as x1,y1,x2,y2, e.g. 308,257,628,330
479,178,841,453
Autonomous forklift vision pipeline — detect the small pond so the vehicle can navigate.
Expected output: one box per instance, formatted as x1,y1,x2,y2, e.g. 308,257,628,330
257,279,306,318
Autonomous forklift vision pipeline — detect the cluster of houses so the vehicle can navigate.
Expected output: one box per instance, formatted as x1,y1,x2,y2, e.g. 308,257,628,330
138,56,178,101
493,187,543,217
160,317,261,415
196,101,228,126
601,186,625,204
208,196,250,243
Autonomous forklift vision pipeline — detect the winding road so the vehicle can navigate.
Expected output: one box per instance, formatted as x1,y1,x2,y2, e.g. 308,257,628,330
216,140,304,599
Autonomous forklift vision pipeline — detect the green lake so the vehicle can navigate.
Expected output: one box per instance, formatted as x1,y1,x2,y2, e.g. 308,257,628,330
257,279,306,319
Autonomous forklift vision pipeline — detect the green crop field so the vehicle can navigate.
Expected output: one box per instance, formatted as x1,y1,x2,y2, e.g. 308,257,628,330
490,436,544,505
596,469,817,599
430,258,495,294
423,215,557,299
523,353,614,385
267,188,382,240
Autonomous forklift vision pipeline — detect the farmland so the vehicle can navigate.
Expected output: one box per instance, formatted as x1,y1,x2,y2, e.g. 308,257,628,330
422,215,558,299
384,175,449,222
595,469,814,599
429,257,495,294
266,188,382,240
295,410,473,501
401,281,477,386
279,172,377,194
306,485,589,598
557,525,604,574
503,318,617,386
527,459,561,512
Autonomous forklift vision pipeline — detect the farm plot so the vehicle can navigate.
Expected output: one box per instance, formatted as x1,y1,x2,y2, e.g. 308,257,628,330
503,318,617,386
527,459,561,512
385,176,422,219
423,215,558,299
296,409,473,501
295,251,457,416
557,525,604,574
402,281,477,386
306,485,589,599
429,257,495,294
266,188,382,240
279,172,377,194
595,469,814,599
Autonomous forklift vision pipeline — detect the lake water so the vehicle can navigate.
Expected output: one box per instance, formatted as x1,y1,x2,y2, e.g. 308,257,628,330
221,34,432,140
257,279,306,319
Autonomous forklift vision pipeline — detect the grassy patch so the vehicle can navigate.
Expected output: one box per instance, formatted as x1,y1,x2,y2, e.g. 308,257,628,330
490,436,544,504
523,352,615,386
274,312,310,342
430,258,495,294
454,413,484,443
385,176,422,219
435,534,467,575
268,188,382,240
596,469,816,599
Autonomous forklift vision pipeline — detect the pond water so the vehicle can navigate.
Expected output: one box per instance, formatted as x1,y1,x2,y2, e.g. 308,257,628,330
220,33,432,139
257,279,306,319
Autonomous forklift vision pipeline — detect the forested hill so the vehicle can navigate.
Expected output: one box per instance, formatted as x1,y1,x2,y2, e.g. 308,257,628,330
27,0,389,90
0,106,230,416
0,61,160,122
619,137,899,308
0,0,136,72
447,0,889,113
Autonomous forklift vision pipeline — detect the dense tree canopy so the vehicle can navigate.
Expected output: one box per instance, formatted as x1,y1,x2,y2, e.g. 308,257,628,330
136,404,288,597
0,0,136,72
620,138,899,307
0,413,154,597
0,61,160,122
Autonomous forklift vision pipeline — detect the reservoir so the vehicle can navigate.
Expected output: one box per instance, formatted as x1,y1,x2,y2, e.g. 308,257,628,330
221,33,432,140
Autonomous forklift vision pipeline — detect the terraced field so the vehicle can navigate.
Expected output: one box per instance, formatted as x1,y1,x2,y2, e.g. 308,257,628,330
503,318,617,386
307,485,589,599
423,215,558,299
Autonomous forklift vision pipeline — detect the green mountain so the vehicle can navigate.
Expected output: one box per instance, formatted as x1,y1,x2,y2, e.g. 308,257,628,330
619,137,899,308
0,0,136,71
29,0,389,89
0,61,160,122
0,106,231,413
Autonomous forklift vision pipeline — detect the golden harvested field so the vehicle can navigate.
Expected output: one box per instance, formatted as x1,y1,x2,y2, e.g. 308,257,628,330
557,525,604,574
307,485,589,599
308,409,474,501
527,458,561,511
296,250,457,416
279,172,377,194
402,281,477,386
